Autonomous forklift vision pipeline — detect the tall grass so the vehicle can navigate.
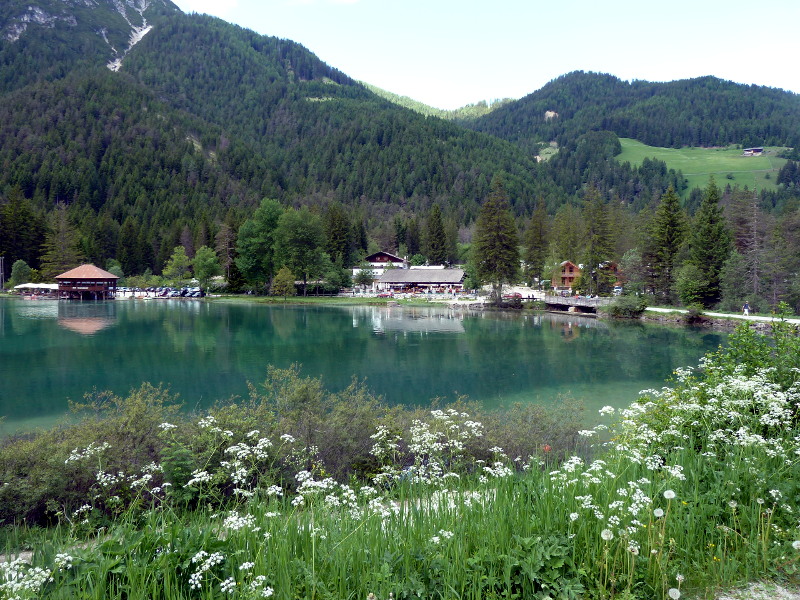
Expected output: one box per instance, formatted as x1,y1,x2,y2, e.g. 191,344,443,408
2,316,800,599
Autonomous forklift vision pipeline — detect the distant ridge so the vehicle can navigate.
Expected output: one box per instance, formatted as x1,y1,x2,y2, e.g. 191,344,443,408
360,81,513,121
468,71,800,151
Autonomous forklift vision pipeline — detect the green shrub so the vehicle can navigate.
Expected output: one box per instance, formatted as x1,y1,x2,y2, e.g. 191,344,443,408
0,368,585,527
602,295,649,318
682,303,705,323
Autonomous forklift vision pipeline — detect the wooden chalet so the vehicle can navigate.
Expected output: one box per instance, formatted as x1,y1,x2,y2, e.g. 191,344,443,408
363,251,406,268
557,261,580,289
55,264,119,300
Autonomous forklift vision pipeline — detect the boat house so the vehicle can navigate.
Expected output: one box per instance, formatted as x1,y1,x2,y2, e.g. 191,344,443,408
55,264,119,300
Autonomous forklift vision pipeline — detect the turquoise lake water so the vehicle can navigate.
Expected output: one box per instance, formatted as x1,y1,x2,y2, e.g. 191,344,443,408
0,298,726,433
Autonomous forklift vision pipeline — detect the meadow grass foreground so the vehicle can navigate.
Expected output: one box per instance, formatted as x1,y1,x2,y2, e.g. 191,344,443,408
2,316,800,599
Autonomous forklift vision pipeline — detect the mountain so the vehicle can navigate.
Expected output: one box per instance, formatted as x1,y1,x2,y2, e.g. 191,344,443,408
0,4,565,274
469,71,800,151
359,82,514,121
0,0,180,92
1,3,799,278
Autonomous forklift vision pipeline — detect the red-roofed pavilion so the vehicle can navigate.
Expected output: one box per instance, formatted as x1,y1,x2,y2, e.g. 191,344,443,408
55,264,119,300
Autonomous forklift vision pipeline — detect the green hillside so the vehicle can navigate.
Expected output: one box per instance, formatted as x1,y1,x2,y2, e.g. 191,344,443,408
616,139,788,194
470,71,800,151
360,81,513,121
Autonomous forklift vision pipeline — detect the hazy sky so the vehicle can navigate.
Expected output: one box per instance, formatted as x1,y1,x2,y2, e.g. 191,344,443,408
171,0,800,110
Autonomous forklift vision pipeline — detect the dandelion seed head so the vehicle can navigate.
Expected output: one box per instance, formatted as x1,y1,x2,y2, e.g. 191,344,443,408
663,490,676,500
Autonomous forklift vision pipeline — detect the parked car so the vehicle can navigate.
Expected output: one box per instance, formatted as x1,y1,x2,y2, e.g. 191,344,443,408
377,292,393,298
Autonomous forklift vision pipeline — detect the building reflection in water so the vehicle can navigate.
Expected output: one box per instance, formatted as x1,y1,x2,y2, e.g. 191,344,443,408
57,301,117,336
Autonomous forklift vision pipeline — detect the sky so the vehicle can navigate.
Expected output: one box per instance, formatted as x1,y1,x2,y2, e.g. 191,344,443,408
170,0,800,110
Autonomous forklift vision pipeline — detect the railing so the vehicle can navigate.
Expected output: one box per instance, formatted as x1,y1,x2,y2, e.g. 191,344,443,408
543,295,614,310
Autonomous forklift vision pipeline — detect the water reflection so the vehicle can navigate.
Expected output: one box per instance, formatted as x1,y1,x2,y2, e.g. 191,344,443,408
343,306,466,334
13,299,59,320
58,302,117,336
0,299,727,434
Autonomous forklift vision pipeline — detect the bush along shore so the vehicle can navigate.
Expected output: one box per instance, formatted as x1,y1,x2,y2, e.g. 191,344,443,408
2,318,800,599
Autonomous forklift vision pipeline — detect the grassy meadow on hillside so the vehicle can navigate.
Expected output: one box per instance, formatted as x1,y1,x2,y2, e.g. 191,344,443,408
617,138,788,194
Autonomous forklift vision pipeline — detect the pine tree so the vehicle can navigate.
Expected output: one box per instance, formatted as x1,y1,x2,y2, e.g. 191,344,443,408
324,202,352,266
644,186,688,303
214,222,237,281
580,186,615,295
548,203,582,263
471,175,520,303
39,202,85,280
522,201,548,284
687,178,732,306
0,186,45,268
424,204,448,265
116,217,142,277
726,189,769,302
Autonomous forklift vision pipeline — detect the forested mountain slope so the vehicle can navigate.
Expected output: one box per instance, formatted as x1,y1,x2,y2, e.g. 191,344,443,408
1,2,799,283
470,71,800,151
120,14,557,218
0,6,563,274
0,0,179,92
0,8,560,219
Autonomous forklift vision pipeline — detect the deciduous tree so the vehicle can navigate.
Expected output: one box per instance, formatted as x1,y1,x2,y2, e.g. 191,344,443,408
271,266,296,299
274,207,326,296
8,260,32,288
235,198,283,291
163,246,191,285
192,246,221,293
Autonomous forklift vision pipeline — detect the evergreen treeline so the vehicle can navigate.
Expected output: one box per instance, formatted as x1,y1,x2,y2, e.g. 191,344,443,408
2,4,800,314
470,71,800,150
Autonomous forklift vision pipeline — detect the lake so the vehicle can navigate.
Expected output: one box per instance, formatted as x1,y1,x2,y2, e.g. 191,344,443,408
0,298,726,433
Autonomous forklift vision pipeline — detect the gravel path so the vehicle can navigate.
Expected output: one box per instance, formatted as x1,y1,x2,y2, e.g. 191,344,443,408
645,307,800,325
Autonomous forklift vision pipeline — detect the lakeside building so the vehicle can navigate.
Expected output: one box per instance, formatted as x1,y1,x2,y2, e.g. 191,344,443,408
377,267,465,294
55,264,119,300
557,261,580,291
